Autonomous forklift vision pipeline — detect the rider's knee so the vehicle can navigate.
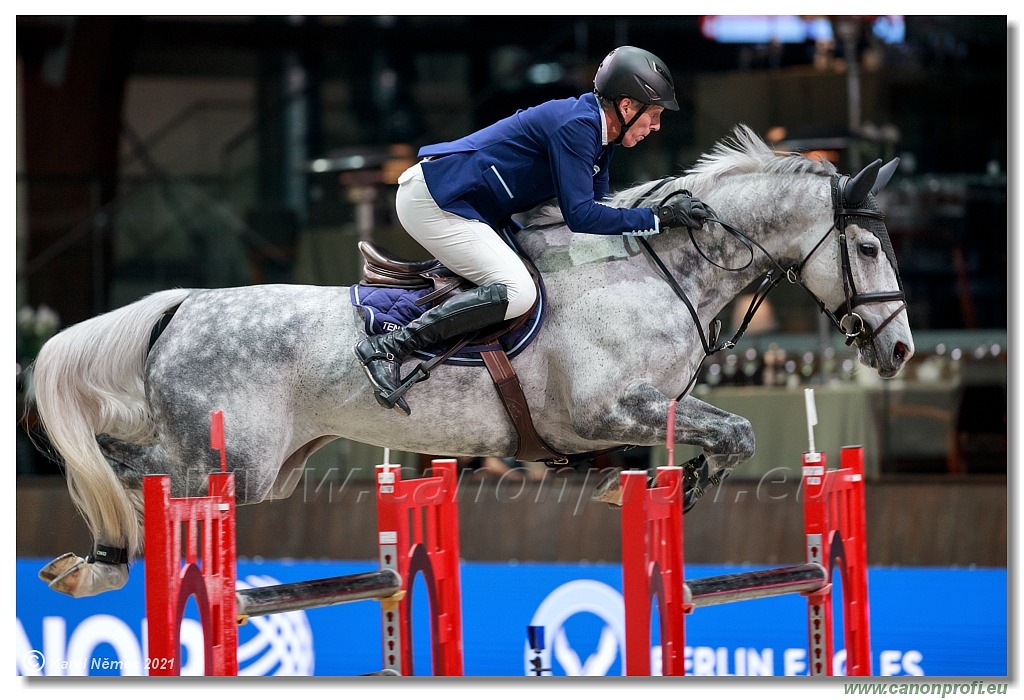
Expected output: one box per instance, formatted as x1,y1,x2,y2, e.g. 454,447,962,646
504,276,538,319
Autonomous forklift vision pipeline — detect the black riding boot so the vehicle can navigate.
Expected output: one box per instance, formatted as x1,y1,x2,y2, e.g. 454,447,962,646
354,283,510,415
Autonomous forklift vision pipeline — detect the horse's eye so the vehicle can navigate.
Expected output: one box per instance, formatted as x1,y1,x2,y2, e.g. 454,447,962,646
858,243,878,258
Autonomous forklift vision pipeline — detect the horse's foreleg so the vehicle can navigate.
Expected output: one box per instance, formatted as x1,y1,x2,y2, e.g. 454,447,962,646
576,381,755,467
671,394,755,473
580,382,755,509
667,393,757,510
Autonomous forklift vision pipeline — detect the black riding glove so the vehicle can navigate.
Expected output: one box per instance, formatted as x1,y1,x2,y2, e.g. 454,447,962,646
658,194,717,230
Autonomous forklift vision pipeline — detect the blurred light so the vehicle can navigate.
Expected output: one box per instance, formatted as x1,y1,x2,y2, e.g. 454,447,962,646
526,62,565,85
701,16,809,43
803,149,840,165
872,16,905,43
806,18,834,41
700,16,904,44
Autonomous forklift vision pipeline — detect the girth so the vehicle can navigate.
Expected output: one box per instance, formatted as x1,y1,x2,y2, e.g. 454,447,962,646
357,240,569,464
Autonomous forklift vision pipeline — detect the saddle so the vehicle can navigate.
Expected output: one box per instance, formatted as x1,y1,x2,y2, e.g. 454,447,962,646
357,240,568,465
359,241,469,302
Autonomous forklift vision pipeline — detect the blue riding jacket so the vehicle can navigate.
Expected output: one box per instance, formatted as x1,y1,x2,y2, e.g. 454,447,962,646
418,93,659,235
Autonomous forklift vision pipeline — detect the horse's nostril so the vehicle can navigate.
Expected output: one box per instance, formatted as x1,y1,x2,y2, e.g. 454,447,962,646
894,342,907,363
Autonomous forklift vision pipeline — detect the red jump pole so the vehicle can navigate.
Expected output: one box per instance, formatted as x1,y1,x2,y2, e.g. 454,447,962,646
144,409,240,676
147,407,464,676
802,445,871,676
144,469,238,676
376,459,464,676
618,388,872,679
621,466,686,676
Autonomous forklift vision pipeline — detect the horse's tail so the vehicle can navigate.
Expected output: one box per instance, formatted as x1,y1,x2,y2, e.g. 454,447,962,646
29,288,194,558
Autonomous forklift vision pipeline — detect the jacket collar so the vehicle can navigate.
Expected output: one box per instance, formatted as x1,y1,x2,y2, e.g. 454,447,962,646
590,92,609,146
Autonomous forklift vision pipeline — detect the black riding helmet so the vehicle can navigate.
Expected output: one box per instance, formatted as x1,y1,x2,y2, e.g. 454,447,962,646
594,46,678,144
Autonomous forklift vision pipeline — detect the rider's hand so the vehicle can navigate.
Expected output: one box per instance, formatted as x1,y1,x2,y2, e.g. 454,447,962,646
658,195,717,230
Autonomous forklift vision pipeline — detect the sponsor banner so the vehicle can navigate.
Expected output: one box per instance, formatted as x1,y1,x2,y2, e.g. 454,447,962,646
16,558,1006,677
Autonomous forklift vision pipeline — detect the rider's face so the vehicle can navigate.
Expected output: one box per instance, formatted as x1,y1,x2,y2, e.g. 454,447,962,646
617,101,664,148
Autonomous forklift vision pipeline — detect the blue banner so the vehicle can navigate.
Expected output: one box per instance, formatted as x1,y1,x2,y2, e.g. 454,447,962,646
15,558,1006,677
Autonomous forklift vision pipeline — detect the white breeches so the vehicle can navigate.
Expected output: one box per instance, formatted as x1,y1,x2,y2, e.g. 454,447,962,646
394,163,537,320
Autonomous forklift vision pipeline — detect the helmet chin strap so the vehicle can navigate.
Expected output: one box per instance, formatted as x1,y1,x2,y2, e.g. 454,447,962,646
612,101,648,145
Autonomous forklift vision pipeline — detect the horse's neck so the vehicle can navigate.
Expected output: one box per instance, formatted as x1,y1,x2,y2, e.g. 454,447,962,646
653,173,827,315
650,230,760,318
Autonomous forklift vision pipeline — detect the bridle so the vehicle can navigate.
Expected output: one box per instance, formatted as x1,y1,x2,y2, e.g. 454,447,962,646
633,173,907,400
825,174,907,347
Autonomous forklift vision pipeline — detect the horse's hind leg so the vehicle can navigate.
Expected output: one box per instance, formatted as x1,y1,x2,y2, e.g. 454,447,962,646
38,436,171,598
38,432,247,598
97,431,281,504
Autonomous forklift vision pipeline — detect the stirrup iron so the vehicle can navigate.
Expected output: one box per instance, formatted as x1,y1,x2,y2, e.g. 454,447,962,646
374,335,473,415
377,363,432,411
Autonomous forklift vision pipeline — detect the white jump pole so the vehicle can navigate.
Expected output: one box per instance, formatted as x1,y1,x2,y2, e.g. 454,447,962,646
804,387,819,459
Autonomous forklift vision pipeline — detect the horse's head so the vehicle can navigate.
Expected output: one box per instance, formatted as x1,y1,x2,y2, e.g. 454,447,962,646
798,158,915,378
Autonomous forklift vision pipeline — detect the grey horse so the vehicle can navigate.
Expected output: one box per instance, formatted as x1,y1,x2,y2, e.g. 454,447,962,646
29,125,914,598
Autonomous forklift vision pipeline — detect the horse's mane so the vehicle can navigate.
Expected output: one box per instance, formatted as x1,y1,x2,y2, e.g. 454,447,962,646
521,124,838,228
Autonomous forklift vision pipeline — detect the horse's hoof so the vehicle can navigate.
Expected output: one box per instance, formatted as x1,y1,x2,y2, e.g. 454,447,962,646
682,456,729,513
38,552,80,585
38,553,129,598
39,553,90,595
592,468,624,507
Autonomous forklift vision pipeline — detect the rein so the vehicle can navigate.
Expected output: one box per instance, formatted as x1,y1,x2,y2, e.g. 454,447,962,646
629,175,906,401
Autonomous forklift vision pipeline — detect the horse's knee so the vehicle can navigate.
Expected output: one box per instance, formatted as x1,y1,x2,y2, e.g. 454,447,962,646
733,417,757,462
719,414,755,463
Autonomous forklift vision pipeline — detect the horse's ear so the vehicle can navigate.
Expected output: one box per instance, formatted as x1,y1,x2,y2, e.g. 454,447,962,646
870,157,901,196
843,159,882,205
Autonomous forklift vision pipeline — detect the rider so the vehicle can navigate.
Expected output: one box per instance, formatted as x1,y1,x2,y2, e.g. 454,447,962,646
355,45,716,415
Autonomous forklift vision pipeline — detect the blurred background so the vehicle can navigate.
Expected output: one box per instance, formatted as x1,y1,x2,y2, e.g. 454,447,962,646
15,16,1007,566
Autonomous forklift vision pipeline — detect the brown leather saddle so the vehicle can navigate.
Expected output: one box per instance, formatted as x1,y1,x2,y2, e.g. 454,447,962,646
357,240,569,465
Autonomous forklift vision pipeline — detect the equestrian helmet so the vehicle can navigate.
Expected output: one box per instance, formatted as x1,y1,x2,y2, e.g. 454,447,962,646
594,46,679,111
